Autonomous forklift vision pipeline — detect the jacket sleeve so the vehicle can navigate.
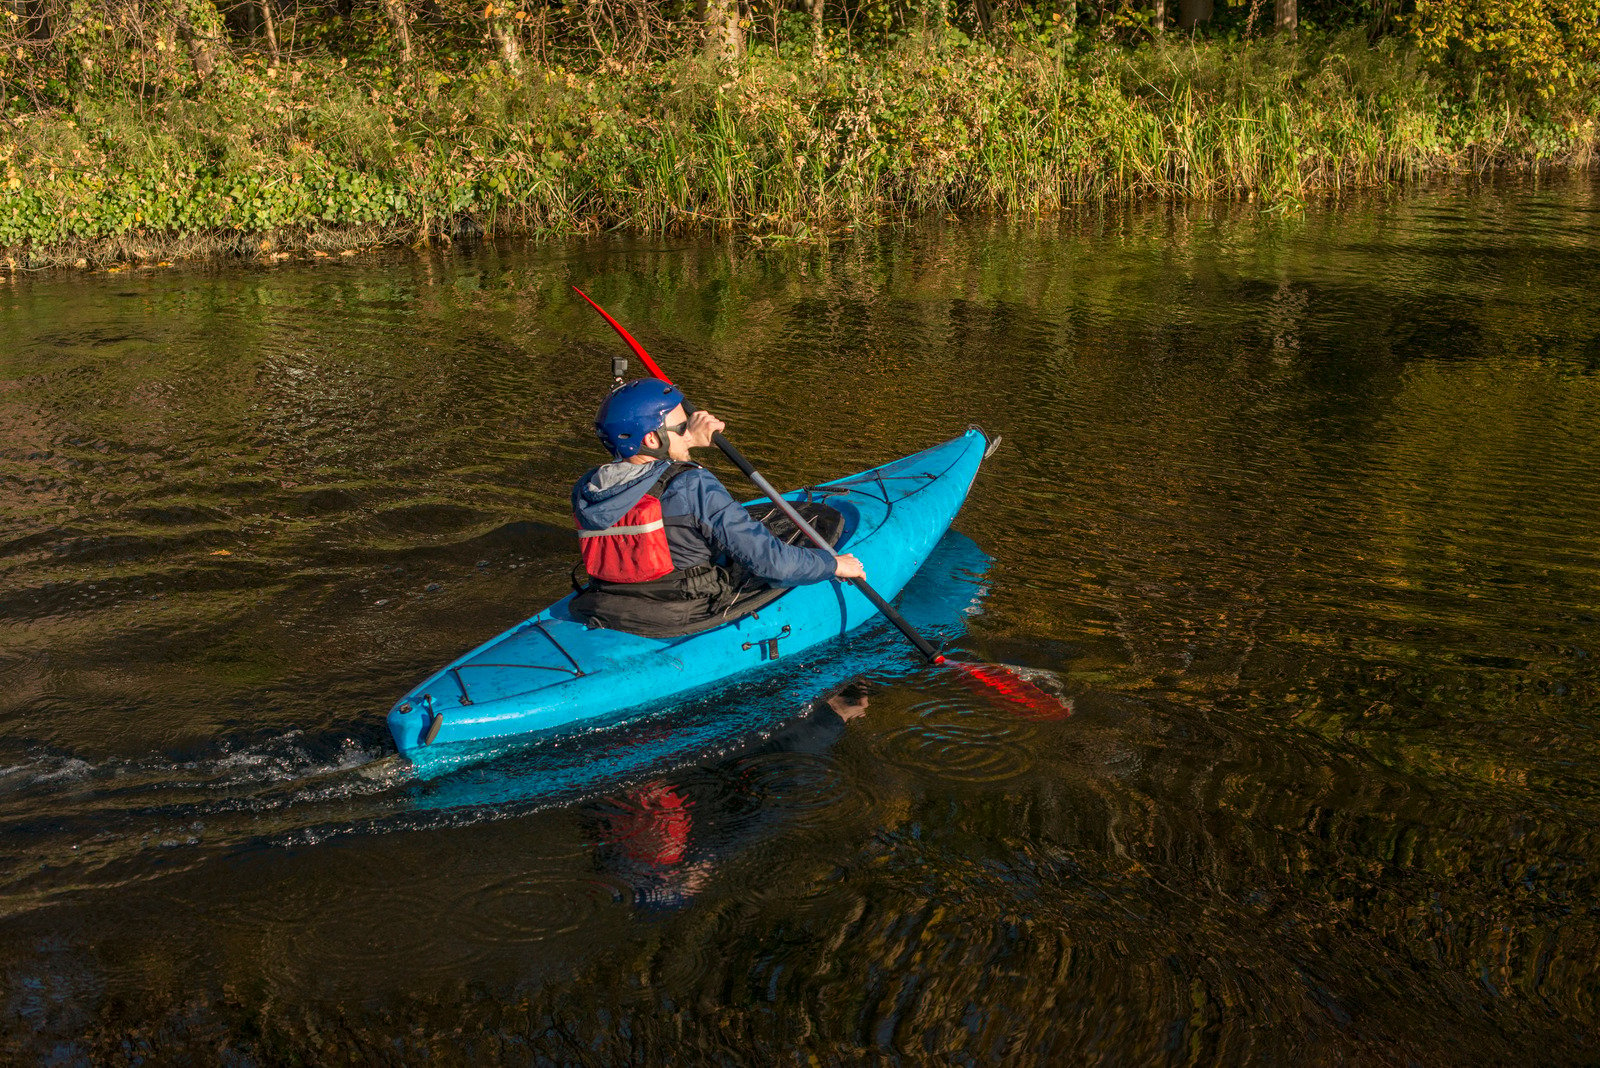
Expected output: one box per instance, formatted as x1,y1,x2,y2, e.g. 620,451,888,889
678,470,837,587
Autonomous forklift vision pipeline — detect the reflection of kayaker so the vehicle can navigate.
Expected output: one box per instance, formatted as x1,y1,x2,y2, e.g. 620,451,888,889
588,782,711,911
588,681,872,913
754,680,872,756
570,378,864,637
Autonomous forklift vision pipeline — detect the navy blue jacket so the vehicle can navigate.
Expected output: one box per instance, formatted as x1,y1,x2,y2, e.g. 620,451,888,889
572,460,835,587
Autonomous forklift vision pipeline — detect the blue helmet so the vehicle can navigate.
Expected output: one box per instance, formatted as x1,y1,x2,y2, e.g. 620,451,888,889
595,378,684,458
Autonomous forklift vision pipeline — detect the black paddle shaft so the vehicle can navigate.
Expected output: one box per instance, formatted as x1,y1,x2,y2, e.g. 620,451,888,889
679,403,944,664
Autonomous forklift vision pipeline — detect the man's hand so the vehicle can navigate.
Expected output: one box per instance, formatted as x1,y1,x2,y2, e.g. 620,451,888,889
833,553,865,580
684,409,725,450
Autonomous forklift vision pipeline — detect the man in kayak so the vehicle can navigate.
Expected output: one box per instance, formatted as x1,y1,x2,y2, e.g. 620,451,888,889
570,378,865,636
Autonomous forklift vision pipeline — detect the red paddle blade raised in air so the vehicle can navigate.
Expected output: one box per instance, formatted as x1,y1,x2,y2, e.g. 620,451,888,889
944,660,1074,720
571,286,674,385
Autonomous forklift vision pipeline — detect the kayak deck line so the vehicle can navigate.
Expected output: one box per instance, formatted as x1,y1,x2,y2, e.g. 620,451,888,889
766,472,936,509
446,621,588,707
530,620,586,676
817,472,938,486
803,466,947,512
451,660,584,681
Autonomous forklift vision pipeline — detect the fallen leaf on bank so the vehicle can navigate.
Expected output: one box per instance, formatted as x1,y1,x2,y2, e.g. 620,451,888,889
210,550,232,556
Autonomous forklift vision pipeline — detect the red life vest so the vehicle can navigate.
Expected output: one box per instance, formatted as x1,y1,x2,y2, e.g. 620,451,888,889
575,464,691,584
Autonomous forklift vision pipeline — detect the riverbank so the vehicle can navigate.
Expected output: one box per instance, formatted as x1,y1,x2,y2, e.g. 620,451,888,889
5,31,1597,270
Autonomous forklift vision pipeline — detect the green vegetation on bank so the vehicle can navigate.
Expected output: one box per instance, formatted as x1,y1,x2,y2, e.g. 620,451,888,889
4,0,1599,267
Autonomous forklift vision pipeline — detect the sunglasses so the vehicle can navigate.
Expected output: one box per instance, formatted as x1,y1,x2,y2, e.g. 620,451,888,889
658,419,690,437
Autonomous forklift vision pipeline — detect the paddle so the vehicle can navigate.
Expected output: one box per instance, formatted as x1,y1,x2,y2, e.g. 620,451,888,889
571,287,1071,718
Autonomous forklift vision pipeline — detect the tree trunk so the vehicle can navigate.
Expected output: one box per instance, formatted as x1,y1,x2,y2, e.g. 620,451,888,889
582,0,606,55
14,0,50,41
1273,0,1295,37
1177,0,1211,28
260,0,279,57
490,14,521,70
1151,0,1164,33
702,0,742,64
171,0,221,80
382,0,413,61
809,0,823,58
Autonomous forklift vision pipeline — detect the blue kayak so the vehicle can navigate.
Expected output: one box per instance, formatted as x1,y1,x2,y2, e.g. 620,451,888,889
387,427,993,776
407,529,994,811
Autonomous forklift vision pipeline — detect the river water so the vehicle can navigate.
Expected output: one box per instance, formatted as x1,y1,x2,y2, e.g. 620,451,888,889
3,178,1599,1063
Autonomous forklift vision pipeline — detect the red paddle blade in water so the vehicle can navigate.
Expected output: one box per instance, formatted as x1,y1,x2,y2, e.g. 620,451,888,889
943,660,1073,720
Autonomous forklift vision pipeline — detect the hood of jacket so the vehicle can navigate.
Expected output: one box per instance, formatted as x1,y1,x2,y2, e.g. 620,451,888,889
571,459,670,531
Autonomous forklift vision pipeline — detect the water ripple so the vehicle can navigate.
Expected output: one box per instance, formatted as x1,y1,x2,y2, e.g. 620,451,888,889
874,703,1038,784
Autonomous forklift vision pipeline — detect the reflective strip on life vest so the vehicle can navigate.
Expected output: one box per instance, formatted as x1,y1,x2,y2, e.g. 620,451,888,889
577,519,666,539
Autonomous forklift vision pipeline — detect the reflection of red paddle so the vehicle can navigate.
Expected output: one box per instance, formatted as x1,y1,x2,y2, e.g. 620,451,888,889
948,661,1073,720
572,286,1073,722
